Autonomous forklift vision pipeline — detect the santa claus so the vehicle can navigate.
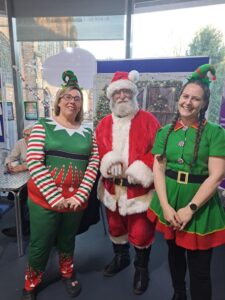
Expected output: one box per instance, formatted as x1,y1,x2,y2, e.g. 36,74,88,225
95,70,160,295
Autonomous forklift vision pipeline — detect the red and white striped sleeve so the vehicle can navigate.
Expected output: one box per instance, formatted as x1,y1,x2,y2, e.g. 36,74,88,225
71,134,99,205
26,122,64,207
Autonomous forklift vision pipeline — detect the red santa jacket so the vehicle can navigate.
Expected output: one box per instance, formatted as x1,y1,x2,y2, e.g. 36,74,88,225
95,109,160,215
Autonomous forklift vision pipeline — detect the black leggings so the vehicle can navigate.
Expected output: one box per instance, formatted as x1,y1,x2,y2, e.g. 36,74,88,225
167,240,213,300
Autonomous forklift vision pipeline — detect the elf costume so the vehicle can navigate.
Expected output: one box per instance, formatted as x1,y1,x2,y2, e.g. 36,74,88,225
147,120,225,250
22,71,99,299
147,64,225,300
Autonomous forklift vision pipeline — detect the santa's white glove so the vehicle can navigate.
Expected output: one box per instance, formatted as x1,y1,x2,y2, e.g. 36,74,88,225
108,163,122,177
127,175,138,185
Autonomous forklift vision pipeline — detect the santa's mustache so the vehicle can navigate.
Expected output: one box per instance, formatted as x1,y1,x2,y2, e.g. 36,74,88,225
110,97,138,116
116,97,130,103
112,97,137,107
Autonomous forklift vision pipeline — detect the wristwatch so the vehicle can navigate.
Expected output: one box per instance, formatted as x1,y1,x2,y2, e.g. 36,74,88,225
189,202,198,212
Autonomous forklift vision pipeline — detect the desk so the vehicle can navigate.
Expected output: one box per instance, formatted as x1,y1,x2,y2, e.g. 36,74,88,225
0,169,30,257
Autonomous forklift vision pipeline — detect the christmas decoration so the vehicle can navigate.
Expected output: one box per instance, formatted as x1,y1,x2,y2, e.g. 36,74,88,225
93,85,111,128
12,65,50,111
147,94,170,112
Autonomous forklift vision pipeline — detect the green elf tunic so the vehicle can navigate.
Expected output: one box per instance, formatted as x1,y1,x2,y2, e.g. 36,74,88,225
25,117,99,280
27,117,99,211
147,120,225,250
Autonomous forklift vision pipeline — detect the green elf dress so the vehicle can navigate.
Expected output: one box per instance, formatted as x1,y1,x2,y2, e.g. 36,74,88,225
147,120,225,250
24,117,99,290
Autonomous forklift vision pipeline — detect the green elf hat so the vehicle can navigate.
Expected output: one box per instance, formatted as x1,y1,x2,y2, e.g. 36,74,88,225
61,70,80,89
187,64,216,87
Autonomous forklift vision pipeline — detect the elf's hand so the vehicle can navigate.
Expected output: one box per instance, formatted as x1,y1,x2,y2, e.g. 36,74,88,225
53,199,68,210
162,203,182,230
67,197,82,211
177,206,193,231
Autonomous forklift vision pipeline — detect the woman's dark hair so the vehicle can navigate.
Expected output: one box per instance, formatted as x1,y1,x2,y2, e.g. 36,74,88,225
157,80,210,168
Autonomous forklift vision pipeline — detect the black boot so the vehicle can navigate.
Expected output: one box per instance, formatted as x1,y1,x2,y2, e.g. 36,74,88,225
171,290,187,300
103,243,130,277
133,247,151,295
62,275,82,297
21,289,36,300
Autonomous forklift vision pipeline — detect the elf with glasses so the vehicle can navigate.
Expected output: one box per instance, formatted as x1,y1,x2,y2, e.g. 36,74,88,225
21,70,99,300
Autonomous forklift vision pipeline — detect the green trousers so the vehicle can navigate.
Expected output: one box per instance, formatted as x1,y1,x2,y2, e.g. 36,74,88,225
27,199,84,272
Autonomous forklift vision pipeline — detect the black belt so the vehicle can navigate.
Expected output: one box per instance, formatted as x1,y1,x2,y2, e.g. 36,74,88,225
45,150,89,161
108,178,136,187
165,169,208,184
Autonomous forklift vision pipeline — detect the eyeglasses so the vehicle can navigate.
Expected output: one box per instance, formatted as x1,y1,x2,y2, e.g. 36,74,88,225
23,133,30,137
62,94,81,102
112,89,133,96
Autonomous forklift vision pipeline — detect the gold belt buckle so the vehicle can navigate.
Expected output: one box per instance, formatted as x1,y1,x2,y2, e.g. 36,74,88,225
118,177,124,186
177,171,189,184
113,177,123,186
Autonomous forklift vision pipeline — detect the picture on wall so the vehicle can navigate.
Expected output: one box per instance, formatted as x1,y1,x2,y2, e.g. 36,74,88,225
24,101,39,120
7,102,14,121
137,79,183,125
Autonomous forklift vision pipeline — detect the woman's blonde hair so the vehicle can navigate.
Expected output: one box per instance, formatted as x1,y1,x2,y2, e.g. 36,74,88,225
54,86,84,123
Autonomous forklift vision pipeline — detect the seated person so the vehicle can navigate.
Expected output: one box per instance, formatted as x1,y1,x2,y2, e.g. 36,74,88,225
2,125,32,237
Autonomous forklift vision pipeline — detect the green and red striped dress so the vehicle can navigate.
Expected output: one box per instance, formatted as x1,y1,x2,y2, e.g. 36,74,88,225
147,120,225,250
27,117,99,211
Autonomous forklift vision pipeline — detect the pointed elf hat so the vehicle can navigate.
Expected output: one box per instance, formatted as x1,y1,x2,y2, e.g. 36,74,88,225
106,70,139,100
61,70,80,89
187,64,216,86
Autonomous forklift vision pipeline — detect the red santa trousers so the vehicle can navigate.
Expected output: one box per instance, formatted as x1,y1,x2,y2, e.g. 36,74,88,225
105,206,155,247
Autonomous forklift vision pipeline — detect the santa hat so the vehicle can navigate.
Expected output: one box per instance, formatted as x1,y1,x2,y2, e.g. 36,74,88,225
107,70,139,100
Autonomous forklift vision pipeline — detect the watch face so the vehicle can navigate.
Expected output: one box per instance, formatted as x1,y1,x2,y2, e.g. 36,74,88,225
190,203,198,211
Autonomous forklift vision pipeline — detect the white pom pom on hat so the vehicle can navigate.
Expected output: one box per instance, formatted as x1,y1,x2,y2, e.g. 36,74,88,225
106,70,140,100
128,70,139,83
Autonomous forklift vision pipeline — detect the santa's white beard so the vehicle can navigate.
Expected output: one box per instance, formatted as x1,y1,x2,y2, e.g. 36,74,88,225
110,97,138,117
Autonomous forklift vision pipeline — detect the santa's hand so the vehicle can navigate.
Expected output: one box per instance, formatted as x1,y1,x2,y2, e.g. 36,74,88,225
108,163,122,177
127,175,138,185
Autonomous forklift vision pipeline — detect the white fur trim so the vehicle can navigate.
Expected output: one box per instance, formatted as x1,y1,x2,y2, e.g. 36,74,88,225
125,160,154,188
128,70,139,83
107,79,138,100
98,179,154,216
117,188,154,215
100,151,122,178
98,179,117,211
109,234,128,244
112,115,131,171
